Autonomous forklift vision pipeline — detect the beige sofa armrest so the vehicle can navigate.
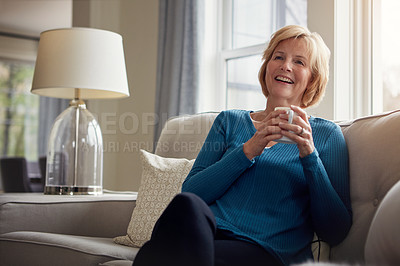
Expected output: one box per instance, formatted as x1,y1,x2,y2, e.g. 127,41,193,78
331,109,400,263
365,180,400,265
0,193,136,238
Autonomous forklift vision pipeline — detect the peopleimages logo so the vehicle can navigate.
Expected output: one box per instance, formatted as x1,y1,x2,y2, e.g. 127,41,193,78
91,112,217,136
92,112,158,135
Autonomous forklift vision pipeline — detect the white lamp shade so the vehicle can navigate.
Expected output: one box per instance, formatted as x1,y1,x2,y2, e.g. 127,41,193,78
31,27,130,99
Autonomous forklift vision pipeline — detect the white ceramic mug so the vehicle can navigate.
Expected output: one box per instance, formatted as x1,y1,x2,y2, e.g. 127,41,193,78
274,107,296,144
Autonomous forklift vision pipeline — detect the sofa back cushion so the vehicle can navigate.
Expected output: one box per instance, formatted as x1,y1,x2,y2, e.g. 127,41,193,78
330,109,400,263
155,112,219,159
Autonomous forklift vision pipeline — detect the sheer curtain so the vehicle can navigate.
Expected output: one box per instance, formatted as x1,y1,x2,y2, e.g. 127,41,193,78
38,97,69,157
154,0,204,142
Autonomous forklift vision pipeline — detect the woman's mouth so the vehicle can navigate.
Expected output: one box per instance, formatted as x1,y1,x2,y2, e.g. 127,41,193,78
275,76,294,84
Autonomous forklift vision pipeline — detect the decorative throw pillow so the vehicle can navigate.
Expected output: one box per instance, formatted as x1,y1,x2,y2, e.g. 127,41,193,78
114,149,195,247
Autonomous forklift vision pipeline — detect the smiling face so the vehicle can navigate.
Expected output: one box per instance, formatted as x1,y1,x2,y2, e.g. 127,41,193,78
265,38,312,106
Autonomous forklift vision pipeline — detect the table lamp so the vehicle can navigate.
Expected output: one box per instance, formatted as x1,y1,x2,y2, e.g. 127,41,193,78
31,28,130,195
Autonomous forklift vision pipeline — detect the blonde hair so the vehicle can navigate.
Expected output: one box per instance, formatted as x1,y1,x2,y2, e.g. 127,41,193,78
258,25,331,108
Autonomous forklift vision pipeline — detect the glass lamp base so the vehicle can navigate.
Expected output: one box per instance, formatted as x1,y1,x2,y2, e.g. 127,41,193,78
44,99,103,196
44,186,103,195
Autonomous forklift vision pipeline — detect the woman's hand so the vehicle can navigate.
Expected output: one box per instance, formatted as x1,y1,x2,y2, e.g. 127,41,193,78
243,110,285,160
278,105,315,158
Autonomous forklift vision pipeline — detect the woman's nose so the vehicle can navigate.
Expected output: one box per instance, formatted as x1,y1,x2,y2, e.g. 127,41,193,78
280,60,292,71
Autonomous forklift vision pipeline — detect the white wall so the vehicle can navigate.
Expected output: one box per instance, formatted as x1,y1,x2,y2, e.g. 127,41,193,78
0,0,72,37
0,35,38,61
73,0,159,191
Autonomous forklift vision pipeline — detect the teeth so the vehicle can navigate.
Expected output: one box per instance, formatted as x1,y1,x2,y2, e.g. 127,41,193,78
276,76,294,84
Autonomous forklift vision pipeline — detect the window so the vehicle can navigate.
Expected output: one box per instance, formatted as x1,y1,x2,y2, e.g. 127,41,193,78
226,55,265,110
345,0,400,117
372,0,400,113
0,35,39,161
0,59,38,160
198,0,307,112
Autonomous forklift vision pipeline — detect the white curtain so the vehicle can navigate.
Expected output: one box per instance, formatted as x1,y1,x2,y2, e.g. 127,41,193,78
154,0,204,142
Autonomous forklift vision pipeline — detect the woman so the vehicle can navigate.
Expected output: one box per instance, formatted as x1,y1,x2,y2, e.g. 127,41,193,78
133,25,352,266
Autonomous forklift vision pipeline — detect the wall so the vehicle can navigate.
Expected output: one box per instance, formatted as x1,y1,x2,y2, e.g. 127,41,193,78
0,0,72,37
73,0,158,191
0,35,38,62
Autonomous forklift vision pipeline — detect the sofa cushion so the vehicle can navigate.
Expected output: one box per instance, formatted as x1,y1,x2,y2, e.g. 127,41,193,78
330,109,400,263
114,149,195,247
364,179,400,265
0,231,138,266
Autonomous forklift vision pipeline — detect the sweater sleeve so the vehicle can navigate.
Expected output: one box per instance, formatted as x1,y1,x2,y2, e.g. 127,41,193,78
182,112,254,204
300,124,352,246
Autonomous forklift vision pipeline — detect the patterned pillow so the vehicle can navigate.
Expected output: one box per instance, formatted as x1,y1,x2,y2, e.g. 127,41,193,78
114,149,195,247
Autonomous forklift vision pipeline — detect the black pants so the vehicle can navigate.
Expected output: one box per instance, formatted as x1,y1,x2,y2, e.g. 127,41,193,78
133,192,283,266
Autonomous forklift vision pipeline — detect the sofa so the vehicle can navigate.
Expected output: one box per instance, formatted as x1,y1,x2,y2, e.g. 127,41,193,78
1,110,400,266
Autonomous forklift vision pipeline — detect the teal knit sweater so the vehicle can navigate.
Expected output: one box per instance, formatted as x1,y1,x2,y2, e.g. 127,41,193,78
182,110,352,265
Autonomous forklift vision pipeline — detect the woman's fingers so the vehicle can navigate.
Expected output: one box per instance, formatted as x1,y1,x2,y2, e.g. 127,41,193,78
244,122,282,160
276,106,315,157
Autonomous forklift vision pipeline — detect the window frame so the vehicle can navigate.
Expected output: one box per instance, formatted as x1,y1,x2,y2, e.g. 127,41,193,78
352,0,374,117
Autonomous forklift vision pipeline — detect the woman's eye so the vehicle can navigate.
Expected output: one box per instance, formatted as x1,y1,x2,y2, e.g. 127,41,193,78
295,60,305,66
274,56,283,60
